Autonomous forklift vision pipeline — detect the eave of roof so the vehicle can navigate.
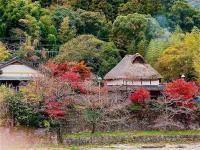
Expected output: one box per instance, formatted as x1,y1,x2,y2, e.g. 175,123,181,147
0,77,36,81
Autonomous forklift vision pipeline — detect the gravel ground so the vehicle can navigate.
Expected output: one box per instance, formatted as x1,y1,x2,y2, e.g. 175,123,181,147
88,143,200,150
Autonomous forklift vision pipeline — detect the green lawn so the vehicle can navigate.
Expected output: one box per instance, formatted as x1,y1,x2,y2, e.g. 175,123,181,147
65,130,200,139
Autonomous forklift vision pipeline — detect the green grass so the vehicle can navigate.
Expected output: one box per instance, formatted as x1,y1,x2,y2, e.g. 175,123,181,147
65,130,200,139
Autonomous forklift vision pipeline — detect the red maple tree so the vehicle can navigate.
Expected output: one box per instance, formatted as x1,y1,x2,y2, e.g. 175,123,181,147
47,63,68,77
61,71,86,93
71,61,91,80
45,100,65,118
164,79,198,109
164,79,198,100
129,87,150,103
46,61,91,80
45,61,91,93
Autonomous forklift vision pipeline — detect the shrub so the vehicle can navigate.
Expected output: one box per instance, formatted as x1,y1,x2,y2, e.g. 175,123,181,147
45,61,91,93
6,92,45,127
164,79,198,100
0,85,14,102
129,88,150,103
0,85,14,125
45,101,65,118
83,108,102,133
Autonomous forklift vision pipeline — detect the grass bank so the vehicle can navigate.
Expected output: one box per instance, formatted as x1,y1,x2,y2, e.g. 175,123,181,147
65,130,200,139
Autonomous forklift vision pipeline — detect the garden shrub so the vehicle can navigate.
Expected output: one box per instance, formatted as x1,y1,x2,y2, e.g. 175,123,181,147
0,85,14,125
7,92,45,127
83,108,103,133
129,87,150,104
164,79,198,100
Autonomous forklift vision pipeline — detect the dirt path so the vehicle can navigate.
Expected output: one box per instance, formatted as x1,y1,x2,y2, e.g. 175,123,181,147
0,127,52,150
87,143,200,150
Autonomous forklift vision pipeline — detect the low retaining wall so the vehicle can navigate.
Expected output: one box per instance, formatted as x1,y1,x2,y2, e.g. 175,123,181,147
64,135,200,145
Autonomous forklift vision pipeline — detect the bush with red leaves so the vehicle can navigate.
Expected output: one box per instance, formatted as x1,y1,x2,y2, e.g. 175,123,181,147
46,61,91,93
129,87,150,103
61,71,86,93
47,63,68,77
46,61,91,80
62,71,81,82
164,79,198,109
164,79,198,100
45,101,65,118
71,61,91,80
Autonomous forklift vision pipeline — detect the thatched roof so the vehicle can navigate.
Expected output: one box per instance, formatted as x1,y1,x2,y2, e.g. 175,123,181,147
104,53,162,80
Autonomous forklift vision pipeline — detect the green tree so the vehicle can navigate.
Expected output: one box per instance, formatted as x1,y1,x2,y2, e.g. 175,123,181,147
98,42,121,76
169,1,200,32
39,0,52,7
53,8,82,32
146,39,169,65
58,17,76,43
0,0,56,52
111,13,163,56
145,27,184,65
119,0,163,16
77,9,111,40
0,85,14,125
73,0,126,21
83,108,102,133
55,35,120,76
0,0,44,37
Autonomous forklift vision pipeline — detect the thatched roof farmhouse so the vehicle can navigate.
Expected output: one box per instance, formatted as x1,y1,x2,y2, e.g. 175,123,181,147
104,53,163,97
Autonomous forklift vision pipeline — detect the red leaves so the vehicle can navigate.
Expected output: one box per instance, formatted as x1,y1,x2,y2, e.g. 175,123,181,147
46,61,91,80
71,61,91,80
47,63,68,77
61,71,86,93
45,101,65,118
129,87,150,103
164,79,198,100
46,61,91,93
164,79,199,109
62,71,81,82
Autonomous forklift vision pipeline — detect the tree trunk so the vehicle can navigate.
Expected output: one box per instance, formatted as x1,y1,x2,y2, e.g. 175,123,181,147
91,123,96,134
56,125,63,144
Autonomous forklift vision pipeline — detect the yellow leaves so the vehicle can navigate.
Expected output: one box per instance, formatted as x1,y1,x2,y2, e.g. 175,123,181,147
20,81,43,103
0,42,11,61
59,17,76,43
155,27,200,81
0,85,14,102
193,47,200,82
184,31,200,52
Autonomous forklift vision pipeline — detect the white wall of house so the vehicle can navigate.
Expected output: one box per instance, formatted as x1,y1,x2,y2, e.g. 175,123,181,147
150,80,160,85
106,79,160,86
106,79,124,86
